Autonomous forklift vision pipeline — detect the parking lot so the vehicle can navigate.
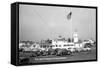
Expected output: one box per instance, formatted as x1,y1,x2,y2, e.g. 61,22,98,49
19,48,96,64
30,49,96,63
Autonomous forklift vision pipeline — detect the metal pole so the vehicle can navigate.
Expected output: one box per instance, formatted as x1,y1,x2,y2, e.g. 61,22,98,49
70,17,72,42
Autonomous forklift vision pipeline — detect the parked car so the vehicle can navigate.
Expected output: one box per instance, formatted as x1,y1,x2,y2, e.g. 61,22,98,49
56,49,72,56
47,49,56,55
82,47,91,51
67,48,76,53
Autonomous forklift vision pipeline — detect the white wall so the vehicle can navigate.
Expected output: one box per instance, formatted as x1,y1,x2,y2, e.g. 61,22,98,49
0,0,99,68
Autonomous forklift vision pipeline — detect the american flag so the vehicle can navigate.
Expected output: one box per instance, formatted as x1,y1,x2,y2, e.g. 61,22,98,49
67,12,72,20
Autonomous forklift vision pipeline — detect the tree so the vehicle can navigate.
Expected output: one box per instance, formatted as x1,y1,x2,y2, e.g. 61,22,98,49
45,38,52,44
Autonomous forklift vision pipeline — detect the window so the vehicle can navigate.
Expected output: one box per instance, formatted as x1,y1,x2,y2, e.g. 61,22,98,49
64,45,67,46
59,45,61,47
52,45,55,47
56,45,58,47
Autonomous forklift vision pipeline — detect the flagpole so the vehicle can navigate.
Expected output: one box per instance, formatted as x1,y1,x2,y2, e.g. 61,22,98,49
69,12,72,42
67,11,72,42
70,18,72,42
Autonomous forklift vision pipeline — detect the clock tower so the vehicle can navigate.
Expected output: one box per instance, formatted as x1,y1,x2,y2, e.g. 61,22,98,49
73,30,78,43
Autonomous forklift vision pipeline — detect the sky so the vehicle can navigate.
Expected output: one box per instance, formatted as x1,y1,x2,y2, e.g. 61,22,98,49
19,4,96,42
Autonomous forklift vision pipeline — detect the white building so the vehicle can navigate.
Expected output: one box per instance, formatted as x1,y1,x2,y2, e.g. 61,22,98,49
51,31,85,50
30,43,41,51
51,36,75,49
19,42,25,48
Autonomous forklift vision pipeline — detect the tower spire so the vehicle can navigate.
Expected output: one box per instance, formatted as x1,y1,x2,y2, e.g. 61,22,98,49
73,29,78,43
